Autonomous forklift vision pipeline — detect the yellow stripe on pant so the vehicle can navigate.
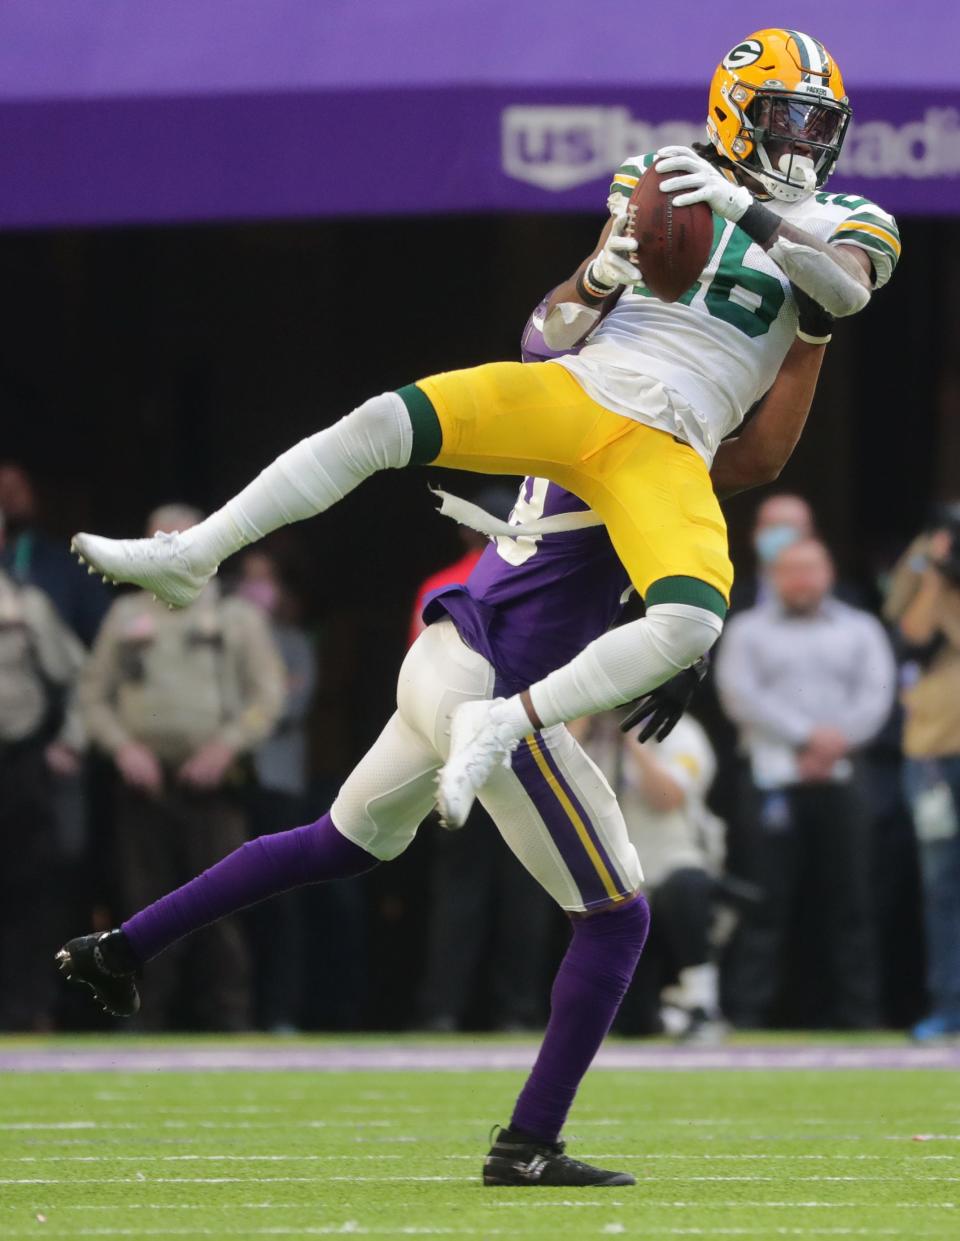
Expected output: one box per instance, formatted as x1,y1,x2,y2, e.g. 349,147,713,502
524,734,626,904
417,360,733,602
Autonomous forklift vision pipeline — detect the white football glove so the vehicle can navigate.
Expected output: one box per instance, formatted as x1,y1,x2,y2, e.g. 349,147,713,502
655,145,753,222
589,213,643,289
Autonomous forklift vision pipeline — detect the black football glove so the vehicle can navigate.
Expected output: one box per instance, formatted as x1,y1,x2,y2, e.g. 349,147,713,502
619,656,709,744
792,282,834,345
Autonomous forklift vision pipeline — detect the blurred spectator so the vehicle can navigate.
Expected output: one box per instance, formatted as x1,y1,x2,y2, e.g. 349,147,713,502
577,712,726,1043
0,462,110,645
731,493,868,613
716,538,896,1029
0,510,86,1030
414,486,554,1032
79,504,286,1031
0,462,111,883
884,514,960,1040
234,550,318,1031
730,493,814,611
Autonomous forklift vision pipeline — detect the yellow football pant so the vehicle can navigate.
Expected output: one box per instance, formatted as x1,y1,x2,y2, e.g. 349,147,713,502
416,360,733,604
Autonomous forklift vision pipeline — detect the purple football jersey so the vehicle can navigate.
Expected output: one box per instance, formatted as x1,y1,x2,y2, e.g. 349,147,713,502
422,293,629,692
423,477,630,695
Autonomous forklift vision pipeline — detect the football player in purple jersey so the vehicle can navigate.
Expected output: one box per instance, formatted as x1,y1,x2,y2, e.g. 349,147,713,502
58,305,826,1187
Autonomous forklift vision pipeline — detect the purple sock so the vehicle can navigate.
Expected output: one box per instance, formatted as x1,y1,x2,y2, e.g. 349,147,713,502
510,894,650,1143
121,812,377,963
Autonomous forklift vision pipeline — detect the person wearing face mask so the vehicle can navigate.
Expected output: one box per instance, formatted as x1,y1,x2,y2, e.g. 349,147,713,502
733,493,870,613
715,538,896,1029
732,493,814,610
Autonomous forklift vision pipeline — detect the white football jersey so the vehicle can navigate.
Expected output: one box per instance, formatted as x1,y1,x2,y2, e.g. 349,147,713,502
554,151,900,465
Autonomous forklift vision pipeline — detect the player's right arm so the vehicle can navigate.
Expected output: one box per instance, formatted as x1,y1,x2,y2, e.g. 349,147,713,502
540,155,651,351
540,217,624,350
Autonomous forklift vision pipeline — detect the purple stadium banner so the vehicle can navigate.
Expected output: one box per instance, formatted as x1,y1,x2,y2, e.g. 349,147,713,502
0,1,958,229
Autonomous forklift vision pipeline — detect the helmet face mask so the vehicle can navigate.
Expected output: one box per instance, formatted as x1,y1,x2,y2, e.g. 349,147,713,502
746,90,851,199
707,29,851,203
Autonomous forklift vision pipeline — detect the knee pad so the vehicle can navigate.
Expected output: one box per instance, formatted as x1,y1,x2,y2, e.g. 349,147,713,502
644,603,723,670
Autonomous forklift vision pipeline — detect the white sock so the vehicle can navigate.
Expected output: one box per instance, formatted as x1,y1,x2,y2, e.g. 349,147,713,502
489,695,537,739
522,605,723,732
677,963,719,1015
181,392,412,572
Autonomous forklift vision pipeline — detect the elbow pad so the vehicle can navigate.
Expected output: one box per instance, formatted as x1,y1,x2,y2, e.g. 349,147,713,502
768,236,870,318
542,301,601,351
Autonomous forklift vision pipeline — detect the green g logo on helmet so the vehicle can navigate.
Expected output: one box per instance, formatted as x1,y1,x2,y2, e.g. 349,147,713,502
722,39,763,71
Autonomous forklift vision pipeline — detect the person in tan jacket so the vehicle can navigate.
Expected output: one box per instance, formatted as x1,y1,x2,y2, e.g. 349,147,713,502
0,511,86,1030
884,518,960,1040
80,504,286,1030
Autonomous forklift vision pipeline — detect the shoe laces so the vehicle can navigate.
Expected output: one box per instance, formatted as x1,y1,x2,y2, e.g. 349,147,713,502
464,715,518,772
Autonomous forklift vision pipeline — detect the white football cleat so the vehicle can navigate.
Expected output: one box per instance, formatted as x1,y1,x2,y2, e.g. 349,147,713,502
438,698,520,828
71,530,214,609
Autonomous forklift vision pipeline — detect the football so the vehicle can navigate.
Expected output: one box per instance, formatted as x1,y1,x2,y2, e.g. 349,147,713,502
625,165,714,302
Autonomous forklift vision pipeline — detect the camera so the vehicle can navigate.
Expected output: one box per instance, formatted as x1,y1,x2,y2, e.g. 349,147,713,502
929,503,960,586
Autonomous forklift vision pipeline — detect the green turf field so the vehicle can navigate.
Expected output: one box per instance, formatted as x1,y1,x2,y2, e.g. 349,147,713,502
1,1042,957,1239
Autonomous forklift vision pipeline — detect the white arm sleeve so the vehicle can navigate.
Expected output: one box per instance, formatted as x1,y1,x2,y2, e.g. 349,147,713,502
542,301,601,351
767,236,871,318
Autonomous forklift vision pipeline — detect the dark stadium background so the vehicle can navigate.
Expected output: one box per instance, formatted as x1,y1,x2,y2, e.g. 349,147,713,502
1,212,954,1026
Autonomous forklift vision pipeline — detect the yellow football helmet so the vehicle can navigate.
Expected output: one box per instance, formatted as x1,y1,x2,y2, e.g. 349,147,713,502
707,29,851,202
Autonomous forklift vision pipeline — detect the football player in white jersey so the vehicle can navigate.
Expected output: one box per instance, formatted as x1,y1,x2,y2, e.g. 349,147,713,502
72,28,898,828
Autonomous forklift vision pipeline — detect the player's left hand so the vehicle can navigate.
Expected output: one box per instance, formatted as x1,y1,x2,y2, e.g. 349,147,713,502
177,739,237,790
655,146,753,222
619,656,709,744
45,740,82,778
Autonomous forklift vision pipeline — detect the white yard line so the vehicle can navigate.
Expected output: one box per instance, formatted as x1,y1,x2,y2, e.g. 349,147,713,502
3,1201,954,1211
1,1172,955,1185
0,1228,932,1239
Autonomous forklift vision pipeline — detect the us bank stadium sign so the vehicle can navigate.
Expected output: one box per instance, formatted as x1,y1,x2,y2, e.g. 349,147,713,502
502,105,960,191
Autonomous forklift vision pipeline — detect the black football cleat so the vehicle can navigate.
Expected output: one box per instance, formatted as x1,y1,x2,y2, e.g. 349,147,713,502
483,1125,636,1187
55,930,141,1017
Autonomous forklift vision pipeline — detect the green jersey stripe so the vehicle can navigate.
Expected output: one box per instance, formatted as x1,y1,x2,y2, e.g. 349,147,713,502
833,232,899,264
844,212,901,239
